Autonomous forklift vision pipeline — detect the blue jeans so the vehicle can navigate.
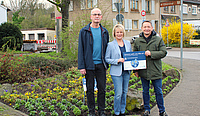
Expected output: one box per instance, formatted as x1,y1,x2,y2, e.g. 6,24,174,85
85,64,106,113
141,78,165,113
111,71,130,115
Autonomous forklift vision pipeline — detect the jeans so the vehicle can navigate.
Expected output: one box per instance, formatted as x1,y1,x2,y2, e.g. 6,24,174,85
141,78,165,113
85,64,106,113
111,71,130,115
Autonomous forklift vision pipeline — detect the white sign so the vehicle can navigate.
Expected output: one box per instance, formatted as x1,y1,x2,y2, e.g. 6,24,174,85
123,51,146,70
82,78,97,91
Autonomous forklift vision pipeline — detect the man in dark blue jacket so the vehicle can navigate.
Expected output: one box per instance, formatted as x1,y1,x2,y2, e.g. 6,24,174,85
78,8,109,116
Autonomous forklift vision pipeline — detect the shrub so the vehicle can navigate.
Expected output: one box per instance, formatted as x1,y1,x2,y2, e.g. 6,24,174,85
0,22,23,50
0,53,39,84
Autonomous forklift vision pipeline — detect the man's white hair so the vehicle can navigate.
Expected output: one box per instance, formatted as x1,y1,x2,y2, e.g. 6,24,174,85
91,8,101,15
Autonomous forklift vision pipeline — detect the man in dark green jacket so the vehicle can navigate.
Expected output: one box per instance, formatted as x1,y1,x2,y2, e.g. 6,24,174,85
134,21,168,116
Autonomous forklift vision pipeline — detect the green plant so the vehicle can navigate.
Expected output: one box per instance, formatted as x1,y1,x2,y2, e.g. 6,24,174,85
60,104,67,111
70,105,76,110
51,111,58,116
61,99,67,104
25,102,31,108
48,105,55,112
13,103,21,110
45,102,51,107
76,100,83,107
66,102,72,107
73,107,81,116
56,102,62,107
106,85,111,90
109,90,115,96
63,110,70,116
149,88,154,93
28,105,35,112
38,106,44,111
81,105,88,111
137,80,142,85
150,95,156,103
51,99,57,104
105,92,110,98
39,110,47,116
174,78,179,82
35,102,42,108
72,98,78,104
29,111,37,116
129,84,136,89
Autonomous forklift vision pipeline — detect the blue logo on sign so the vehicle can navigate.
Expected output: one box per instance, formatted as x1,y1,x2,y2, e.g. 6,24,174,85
131,59,139,68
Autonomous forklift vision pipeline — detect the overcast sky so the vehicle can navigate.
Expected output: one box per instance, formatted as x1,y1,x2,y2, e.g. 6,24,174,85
3,0,52,8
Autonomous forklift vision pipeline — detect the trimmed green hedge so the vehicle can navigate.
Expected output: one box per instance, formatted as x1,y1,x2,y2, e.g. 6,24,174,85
0,22,23,50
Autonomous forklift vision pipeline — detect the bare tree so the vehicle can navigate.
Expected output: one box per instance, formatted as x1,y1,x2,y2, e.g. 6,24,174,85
7,0,26,12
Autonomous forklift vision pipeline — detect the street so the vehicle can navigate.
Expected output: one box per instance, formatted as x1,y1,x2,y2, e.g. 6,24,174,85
166,48,200,60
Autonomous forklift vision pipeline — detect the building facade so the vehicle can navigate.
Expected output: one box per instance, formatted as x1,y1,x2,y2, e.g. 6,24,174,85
55,0,161,40
21,28,55,40
0,4,8,25
161,0,200,30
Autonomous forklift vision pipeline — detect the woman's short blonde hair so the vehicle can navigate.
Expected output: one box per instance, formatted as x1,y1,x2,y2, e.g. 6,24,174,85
112,24,125,38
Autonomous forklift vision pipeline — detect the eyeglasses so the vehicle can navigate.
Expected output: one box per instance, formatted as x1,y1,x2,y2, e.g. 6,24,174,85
91,14,102,16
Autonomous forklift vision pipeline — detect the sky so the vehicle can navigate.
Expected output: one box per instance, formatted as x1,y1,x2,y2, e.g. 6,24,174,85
3,0,52,8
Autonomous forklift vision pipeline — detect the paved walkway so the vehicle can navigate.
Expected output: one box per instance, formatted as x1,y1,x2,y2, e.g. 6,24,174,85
151,55,200,116
0,101,28,116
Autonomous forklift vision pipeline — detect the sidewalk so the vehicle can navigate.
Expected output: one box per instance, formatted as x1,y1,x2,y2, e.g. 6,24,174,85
150,56,200,116
0,102,28,116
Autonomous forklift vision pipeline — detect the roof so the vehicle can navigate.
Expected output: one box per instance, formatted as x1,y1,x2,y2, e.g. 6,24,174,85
21,28,55,31
184,0,200,4
0,4,11,11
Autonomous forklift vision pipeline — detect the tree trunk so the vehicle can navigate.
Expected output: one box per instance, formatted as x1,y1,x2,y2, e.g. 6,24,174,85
61,0,70,30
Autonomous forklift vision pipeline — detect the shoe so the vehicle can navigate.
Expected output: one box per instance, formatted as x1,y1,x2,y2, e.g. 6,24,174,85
159,111,168,116
99,112,106,116
143,110,150,116
120,113,125,116
89,112,96,116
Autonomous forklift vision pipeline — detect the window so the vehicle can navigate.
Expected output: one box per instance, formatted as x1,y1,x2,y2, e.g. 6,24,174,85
38,34,44,40
171,6,175,13
87,0,93,8
23,34,25,40
145,0,151,12
188,6,191,12
69,1,73,11
130,0,139,11
198,7,200,13
81,0,97,9
183,4,188,14
192,5,197,15
112,0,125,12
29,34,35,40
124,19,132,30
164,6,168,12
132,20,138,29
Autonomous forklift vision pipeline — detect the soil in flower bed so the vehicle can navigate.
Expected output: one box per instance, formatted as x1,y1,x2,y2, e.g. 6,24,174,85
0,71,180,116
